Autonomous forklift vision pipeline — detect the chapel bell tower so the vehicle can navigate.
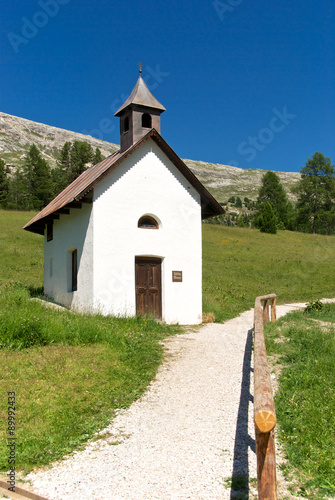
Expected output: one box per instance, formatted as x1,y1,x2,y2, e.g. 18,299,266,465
114,65,166,153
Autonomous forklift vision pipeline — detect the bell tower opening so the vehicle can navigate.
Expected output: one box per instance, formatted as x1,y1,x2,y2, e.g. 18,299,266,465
142,113,152,129
123,116,129,133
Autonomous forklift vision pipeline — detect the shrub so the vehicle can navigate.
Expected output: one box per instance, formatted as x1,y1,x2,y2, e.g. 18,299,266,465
304,299,324,313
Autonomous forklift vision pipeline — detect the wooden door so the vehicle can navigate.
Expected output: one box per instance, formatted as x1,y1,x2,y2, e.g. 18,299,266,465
135,257,162,319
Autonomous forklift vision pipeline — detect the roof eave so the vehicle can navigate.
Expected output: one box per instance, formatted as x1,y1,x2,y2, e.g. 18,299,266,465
24,223,45,235
114,102,166,117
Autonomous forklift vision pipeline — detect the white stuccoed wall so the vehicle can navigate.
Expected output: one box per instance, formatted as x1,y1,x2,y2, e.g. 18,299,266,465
44,203,94,311
44,138,203,324
93,139,202,324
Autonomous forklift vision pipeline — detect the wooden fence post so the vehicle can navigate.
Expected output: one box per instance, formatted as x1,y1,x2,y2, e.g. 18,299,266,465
256,428,277,499
271,297,276,322
254,294,278,499
263,299,269,323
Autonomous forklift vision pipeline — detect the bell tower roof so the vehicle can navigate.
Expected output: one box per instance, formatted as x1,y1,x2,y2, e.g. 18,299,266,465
114,75,166,117
115,67,166,152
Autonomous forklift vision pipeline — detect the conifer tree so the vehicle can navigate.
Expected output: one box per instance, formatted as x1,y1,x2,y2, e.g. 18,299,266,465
0,159,9,208
7,168,26,210
93,147,104,164
237,215,245,227
53,141,97,195
235,196,242,208
22,144,52,210
256,171,291,229
295,152,335,234
56,141,72,190
259,202,277,234
69,141,93,182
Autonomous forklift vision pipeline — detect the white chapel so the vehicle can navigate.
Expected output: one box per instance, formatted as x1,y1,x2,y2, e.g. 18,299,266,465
24,73,224,324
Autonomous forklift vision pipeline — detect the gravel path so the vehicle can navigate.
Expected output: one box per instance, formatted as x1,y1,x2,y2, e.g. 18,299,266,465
27,303,310,499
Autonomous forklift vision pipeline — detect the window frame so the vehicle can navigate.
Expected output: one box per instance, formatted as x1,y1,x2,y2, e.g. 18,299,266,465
138,215,159,230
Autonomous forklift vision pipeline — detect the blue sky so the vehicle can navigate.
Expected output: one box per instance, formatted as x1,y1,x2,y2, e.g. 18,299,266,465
1,0,334,172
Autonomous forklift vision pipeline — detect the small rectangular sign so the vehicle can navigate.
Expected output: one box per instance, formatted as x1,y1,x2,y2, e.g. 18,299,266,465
172,271,183,282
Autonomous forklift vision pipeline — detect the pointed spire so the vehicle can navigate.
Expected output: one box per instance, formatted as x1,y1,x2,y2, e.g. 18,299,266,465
115,70,166,152
114,75,166,117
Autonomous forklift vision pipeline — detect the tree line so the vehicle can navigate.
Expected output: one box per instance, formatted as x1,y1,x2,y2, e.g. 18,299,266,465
0,142,104,211
211,152,335,235
255,152,335,235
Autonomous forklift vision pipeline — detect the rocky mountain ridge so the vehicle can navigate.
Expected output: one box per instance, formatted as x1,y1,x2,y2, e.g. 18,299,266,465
0,111,301,202
0,112,118,169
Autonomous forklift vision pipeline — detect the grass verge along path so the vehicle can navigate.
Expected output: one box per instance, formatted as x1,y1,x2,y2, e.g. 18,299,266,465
265,303,335,498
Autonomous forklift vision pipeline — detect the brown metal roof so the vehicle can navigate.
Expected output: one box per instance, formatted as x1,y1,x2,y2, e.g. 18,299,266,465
114,76,166,116
23,129,224,235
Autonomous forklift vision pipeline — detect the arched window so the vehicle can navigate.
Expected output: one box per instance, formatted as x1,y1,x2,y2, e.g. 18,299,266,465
142,113,152,128
138,215,159,229
124,116,129,133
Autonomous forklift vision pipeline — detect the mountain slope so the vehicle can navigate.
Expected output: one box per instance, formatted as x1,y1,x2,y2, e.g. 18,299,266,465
183,158,300,203
0,112,118,169
0,112,300,202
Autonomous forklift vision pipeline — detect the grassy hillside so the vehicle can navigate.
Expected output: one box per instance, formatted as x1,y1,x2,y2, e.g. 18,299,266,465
1,211,334,320
0,211,43,288
203,225,335,321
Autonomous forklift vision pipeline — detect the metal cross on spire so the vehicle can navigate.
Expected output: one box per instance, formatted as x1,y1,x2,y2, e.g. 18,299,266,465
137,61,143,74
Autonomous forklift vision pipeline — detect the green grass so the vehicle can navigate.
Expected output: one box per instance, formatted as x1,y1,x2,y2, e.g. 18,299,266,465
0,211,43,288
203,225,335,322
0,285,180,472
265,304,335,498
